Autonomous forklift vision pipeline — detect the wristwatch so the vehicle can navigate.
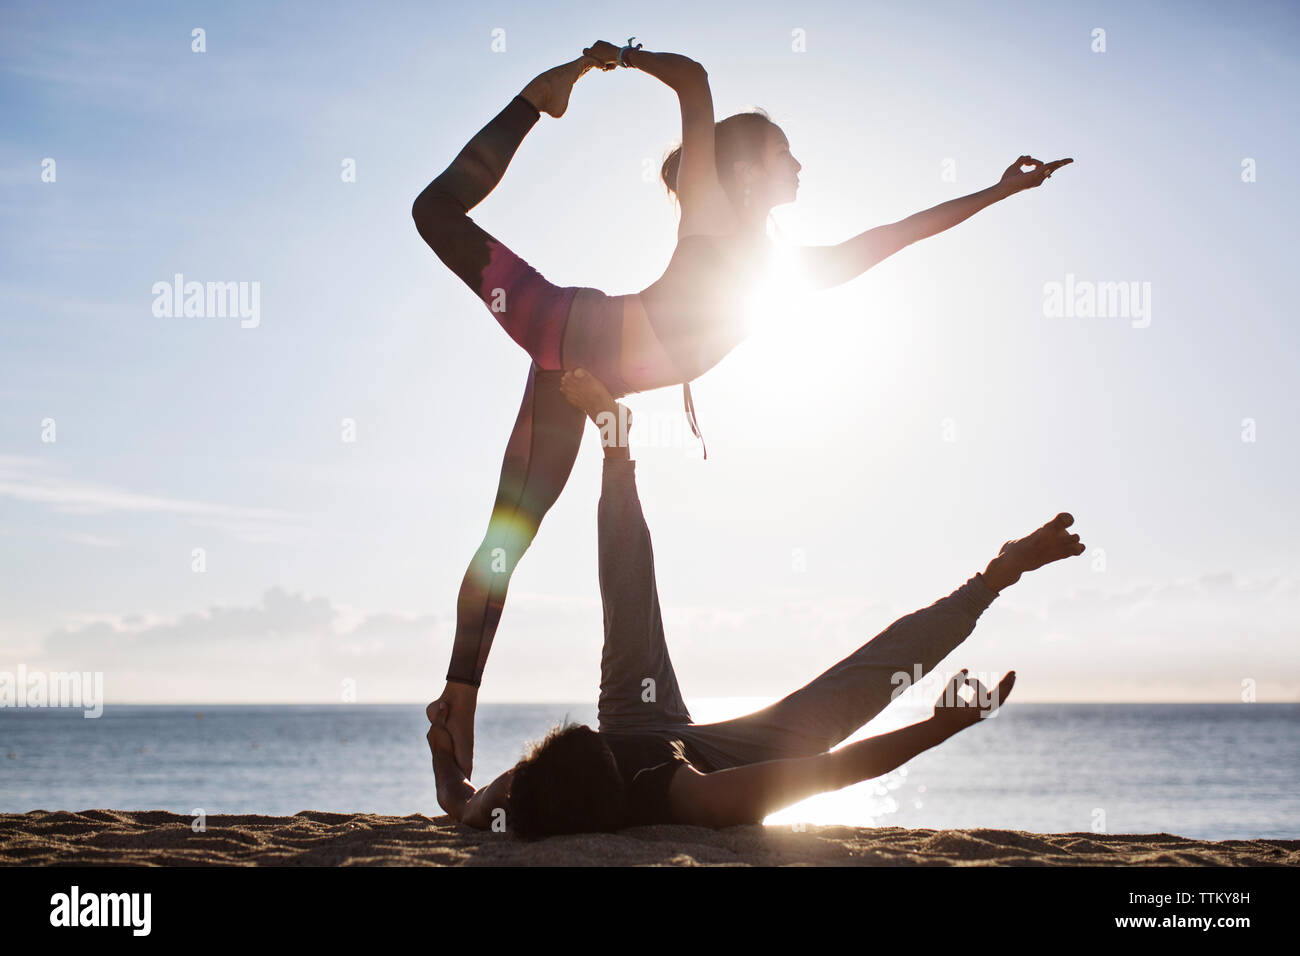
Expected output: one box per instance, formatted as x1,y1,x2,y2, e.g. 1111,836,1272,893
618,37,643,67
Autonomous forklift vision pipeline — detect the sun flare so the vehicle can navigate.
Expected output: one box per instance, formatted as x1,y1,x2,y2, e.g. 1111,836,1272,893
717,238,913,428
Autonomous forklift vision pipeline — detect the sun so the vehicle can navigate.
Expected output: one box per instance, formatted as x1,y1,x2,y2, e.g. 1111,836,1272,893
713,238,911,433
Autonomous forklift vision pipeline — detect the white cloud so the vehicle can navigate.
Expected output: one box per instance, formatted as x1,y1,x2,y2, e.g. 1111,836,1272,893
18,570,1299,704
27,586,451,704
56,532,121,549
0,456,306,543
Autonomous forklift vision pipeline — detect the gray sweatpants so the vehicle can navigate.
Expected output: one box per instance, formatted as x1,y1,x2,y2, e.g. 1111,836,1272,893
595,458,1000,771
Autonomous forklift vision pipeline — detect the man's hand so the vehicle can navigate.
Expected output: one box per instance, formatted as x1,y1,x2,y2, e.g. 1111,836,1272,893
931,668,1016,734
462,768,515,831
428,702,476,820
427,681,477,778
999,155,1072,195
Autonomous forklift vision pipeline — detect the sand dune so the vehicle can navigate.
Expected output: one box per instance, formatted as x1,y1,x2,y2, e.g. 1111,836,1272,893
1,810,1296,866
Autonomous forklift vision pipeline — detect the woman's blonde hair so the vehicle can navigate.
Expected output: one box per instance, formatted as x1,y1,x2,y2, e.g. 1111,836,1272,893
659,107,778,211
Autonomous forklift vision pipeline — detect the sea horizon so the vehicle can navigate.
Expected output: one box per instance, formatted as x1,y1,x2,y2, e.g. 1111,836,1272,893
4,701,1296,842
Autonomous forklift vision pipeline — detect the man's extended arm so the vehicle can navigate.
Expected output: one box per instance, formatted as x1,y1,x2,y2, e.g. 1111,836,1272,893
431,740,474,821
670,670,1017,827
668,717,955,827
429,713,513,829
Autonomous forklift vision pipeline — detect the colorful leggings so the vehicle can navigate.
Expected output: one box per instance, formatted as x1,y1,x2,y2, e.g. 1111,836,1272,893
413,93,628,687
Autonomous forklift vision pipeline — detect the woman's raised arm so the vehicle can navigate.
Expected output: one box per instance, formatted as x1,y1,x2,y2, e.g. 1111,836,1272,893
586,40,734,232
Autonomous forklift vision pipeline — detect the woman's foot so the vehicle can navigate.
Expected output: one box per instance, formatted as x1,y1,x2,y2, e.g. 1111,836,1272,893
560,368,631,453
520,54,601,118
427,682,477,778
981,512,1085,593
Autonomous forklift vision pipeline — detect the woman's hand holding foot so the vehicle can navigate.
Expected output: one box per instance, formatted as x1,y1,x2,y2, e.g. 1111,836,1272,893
521,53,607,118
582,41,623,70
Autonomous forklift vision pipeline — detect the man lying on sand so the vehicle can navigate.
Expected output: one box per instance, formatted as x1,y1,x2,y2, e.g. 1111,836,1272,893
428,368,1085,837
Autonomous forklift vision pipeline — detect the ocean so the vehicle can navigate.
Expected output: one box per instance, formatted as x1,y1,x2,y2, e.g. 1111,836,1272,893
2,702,1296,841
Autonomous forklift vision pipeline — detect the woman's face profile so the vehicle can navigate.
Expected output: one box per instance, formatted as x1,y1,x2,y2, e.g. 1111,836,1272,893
758,125,802,207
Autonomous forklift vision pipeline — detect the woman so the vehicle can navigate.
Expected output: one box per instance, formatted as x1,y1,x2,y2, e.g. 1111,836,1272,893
412,38,1071,776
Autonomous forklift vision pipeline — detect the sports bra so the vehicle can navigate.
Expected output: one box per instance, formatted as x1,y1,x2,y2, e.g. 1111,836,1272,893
637,233,773,458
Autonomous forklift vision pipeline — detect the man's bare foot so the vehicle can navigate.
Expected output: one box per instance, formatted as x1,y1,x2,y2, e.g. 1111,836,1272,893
981,513,1085,593
560,368,631,453
559,368,632,452
520,54,601,118
559,367,617,422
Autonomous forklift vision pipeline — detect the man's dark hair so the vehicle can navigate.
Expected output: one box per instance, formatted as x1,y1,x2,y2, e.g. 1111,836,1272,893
506,721,626,839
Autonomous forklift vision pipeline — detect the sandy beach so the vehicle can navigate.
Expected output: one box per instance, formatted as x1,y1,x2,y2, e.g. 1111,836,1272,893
1,810,1295,866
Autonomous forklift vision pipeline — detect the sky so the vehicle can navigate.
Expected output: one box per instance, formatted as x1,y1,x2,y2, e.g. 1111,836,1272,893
1,0,1297,707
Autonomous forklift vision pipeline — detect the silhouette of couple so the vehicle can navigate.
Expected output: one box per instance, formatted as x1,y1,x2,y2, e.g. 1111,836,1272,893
413,41,1076,835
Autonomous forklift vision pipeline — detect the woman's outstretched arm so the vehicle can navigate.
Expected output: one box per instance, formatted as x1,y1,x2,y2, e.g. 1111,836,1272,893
793,155,1073,291
669,670,1016,827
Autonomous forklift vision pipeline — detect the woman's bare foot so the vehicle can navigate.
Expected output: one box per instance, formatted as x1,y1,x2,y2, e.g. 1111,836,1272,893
981,513,1085,593
427,682,477,778
520,54,602,118
560,368,631,452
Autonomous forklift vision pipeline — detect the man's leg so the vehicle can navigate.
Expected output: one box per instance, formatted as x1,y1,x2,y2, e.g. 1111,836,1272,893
558,369,692,731
674,575,998,769
676,513,1084,770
